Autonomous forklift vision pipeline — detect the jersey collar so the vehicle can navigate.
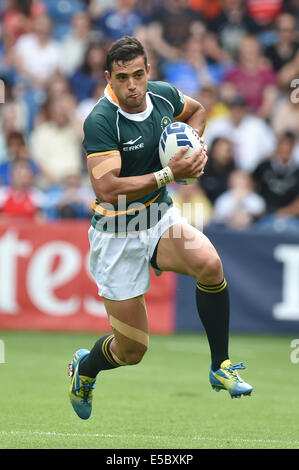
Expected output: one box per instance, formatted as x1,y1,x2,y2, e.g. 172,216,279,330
104,85,153,122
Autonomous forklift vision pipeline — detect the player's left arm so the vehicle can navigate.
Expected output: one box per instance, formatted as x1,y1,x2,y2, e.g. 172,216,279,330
174,95,206,137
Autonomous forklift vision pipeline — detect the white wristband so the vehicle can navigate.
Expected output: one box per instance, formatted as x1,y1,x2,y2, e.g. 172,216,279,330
154,166,174,188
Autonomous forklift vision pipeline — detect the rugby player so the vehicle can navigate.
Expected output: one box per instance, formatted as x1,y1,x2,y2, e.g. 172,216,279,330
69,36,253,419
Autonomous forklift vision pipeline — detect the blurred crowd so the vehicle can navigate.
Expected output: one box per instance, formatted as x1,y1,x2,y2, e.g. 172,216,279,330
0,0,298,232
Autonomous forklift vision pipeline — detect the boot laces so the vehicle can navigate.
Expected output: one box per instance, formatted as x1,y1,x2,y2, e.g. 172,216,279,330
224,362,246,382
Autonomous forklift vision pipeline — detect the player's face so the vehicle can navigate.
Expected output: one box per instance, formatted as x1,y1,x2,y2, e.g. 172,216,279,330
105,55,150,114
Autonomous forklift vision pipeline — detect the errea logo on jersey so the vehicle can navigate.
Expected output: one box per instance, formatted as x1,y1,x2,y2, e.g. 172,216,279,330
122,136,144,152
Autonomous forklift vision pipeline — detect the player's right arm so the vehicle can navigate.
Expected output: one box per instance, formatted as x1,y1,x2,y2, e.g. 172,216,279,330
87,149,206,205
84,112,206,205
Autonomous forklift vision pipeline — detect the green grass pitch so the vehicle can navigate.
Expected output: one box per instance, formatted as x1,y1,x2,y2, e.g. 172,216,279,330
0,331,298,449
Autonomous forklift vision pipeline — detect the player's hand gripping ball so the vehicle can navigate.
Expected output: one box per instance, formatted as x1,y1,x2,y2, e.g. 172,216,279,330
159,122,204,185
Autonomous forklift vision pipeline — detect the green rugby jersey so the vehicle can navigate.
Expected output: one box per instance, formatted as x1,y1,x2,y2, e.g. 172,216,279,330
83,80,186,232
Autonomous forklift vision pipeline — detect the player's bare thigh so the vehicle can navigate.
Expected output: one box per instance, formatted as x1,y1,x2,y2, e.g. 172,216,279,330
103,295,149,365
155,223,223,284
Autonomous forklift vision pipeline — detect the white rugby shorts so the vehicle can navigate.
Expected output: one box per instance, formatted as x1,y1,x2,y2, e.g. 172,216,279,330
88,205,185,300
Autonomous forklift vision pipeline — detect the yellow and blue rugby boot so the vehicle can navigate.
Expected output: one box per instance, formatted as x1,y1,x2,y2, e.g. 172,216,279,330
68,349,96,419
209,360,253,399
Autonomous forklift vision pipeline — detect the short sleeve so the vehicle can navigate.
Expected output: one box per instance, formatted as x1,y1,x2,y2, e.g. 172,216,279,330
82,112,119,157
171,85,186,119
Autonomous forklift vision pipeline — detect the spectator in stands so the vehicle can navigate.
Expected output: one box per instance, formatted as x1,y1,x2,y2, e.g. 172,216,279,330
204,95,276,173
283,0,299,23
75,82,105,138
161,34,222,97
276,39,299,89
265,13,299,72
61,11,91,77
224,35,278,118
0,24,14,84
171,180,213,229
253,132,299,230
94,0,147,42
2,0,46,46
0,159,45,220
69,42,106,102
44,172,94,220
134,25,163,80
147,0,202,61
46,73,73,102
30,97,82,187
87,0,118,19
189,0,221,20
13,14,63,89
0,131,39,185
0,79,29,154
212,169,266,230
134,0,162,18
195,21,232,66
201,137,236,203
208,0,260,59
246,0,282,28
270,85,299,138
198,86,229,123
36,73,77,128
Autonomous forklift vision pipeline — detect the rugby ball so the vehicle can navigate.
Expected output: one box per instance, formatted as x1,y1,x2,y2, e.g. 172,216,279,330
159,122,202,185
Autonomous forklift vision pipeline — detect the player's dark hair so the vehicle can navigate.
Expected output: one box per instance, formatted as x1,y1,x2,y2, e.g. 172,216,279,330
106,36,147,74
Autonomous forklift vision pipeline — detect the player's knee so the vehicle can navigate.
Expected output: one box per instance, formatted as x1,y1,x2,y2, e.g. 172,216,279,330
122,346,147,366
196,253,223,284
